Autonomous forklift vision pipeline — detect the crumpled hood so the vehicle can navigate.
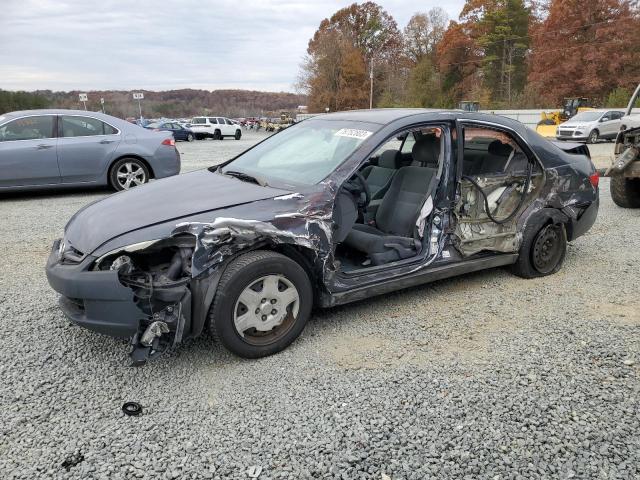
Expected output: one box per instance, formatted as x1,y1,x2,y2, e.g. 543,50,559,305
65,169,290,254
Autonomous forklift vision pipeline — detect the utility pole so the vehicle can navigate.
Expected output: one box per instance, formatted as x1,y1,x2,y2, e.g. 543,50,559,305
369,59,374,110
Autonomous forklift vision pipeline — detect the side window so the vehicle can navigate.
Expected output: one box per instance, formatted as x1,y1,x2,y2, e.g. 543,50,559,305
225,119,234,125
367,126,442,169
0,116,54,141
462,127,529,176
217,117,226,125
401,132,416,154
104,123,118,135
613,112,623,120
208,118,218,124
61,116,105,137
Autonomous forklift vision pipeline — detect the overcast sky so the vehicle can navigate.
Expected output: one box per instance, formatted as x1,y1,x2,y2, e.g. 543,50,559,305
1,0,465,93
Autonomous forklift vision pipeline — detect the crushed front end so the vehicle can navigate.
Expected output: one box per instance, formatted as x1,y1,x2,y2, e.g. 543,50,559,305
47,235,196,365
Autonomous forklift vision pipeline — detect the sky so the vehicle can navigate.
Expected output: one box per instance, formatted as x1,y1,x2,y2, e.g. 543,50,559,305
1,0,465,93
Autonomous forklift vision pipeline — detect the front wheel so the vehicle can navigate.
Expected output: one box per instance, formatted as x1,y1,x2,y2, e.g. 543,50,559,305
587,130,599,144
235,129,242,140
109,158,150,191
511,217,567,278
186,133,194,142
208,250,312,358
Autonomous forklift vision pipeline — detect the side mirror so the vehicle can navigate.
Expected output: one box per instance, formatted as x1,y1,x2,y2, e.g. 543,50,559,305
601,117,609,122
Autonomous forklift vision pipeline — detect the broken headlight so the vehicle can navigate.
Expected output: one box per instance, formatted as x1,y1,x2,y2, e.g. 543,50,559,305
93,235,196,286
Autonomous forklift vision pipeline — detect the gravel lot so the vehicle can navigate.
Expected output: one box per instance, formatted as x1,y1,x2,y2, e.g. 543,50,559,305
1,131,638,479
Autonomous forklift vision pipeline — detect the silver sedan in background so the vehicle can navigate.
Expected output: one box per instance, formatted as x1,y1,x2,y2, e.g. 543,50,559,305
0,109,181,191
556,110,624,143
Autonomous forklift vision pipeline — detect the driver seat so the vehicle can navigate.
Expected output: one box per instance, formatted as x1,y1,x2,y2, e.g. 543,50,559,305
343,134,440,265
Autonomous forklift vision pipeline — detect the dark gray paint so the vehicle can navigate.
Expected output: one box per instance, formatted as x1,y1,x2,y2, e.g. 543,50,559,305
46,109,600,361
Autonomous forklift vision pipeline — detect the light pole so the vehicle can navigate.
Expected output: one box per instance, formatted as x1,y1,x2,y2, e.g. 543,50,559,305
368,30,381,110
369,59,374,110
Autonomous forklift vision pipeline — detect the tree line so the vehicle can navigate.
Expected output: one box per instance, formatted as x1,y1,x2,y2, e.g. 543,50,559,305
298,0,640,112
0,89,307,118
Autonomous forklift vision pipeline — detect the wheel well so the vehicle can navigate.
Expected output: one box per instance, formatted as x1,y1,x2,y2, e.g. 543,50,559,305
109,155,155,179
268,244,321,305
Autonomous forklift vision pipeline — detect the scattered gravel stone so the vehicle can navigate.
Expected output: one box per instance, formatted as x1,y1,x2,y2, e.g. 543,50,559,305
0,138,638,479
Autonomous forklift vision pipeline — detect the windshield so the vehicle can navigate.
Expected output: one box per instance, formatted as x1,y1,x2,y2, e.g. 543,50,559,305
146,122,161,128
221,120,378,186
569,111,602,122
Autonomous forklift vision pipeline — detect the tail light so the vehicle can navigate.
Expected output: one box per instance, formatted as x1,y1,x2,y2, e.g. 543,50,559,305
161,138,175,146
589,171,599,188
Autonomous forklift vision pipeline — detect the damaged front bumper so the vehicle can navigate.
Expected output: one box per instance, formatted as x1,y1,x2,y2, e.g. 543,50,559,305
46,239,197,364
46,240,145,338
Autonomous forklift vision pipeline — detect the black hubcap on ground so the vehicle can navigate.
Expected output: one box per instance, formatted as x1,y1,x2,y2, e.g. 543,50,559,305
532,224,562,274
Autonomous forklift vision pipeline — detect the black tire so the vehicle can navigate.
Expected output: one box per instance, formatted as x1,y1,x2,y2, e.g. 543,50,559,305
108,157,150,191
511,216,567,279
186,133,194,142
213,129,222,140
610,174,640,208
587,129,599,144
208,250,313,358
195,133,204,140
235,129,242,140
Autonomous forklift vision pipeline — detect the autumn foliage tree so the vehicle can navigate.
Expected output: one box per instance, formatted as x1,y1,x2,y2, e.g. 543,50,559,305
300,2,402,112
528,0,640,105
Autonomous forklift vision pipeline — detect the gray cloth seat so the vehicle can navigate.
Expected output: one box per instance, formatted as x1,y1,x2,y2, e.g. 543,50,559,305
343,135,440,266
361,149,400,200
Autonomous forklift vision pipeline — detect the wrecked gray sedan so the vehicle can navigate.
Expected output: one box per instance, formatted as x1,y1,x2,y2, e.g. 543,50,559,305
46,110,599,363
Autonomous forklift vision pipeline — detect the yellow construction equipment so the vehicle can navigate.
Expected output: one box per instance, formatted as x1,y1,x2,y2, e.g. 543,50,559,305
536,97,593,137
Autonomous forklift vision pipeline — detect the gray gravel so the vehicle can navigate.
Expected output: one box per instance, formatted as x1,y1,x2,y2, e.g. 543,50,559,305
1,133,639,479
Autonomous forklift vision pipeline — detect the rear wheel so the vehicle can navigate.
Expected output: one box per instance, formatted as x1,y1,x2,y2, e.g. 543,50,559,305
213,129,222,140
511,217,567,278
109,158,150,191
235,129,242,140
208,250,312,358
186,133,194,142
610,174,640,208
587,129,599,144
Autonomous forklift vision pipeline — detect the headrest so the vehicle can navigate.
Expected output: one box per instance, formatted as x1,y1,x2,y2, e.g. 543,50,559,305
378,149,399,169
488,140,513,157
412,134,440,167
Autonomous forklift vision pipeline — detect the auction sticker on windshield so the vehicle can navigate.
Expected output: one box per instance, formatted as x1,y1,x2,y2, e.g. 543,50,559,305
335,128,373,140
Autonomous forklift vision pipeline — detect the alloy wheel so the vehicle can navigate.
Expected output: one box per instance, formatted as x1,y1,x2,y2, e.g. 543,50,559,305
116,162,147,189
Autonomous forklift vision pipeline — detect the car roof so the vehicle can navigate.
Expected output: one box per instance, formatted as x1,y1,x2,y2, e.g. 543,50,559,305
313,108,530,132
2,109,120,122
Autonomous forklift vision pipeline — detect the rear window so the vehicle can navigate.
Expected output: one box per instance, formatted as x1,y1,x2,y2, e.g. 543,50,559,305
208,118,218,124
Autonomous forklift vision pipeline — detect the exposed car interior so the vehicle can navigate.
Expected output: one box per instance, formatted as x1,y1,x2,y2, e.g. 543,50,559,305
454,126,543,256
334,127,443,271
333,124,545,271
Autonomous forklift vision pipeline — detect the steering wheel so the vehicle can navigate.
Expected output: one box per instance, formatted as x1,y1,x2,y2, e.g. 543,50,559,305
352,171,371,207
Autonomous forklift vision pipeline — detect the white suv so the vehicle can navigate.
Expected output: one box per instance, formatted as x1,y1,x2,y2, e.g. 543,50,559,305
190,116,242,140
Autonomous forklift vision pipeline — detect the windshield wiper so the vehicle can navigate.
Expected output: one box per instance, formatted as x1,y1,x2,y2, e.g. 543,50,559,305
223,170,265,186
